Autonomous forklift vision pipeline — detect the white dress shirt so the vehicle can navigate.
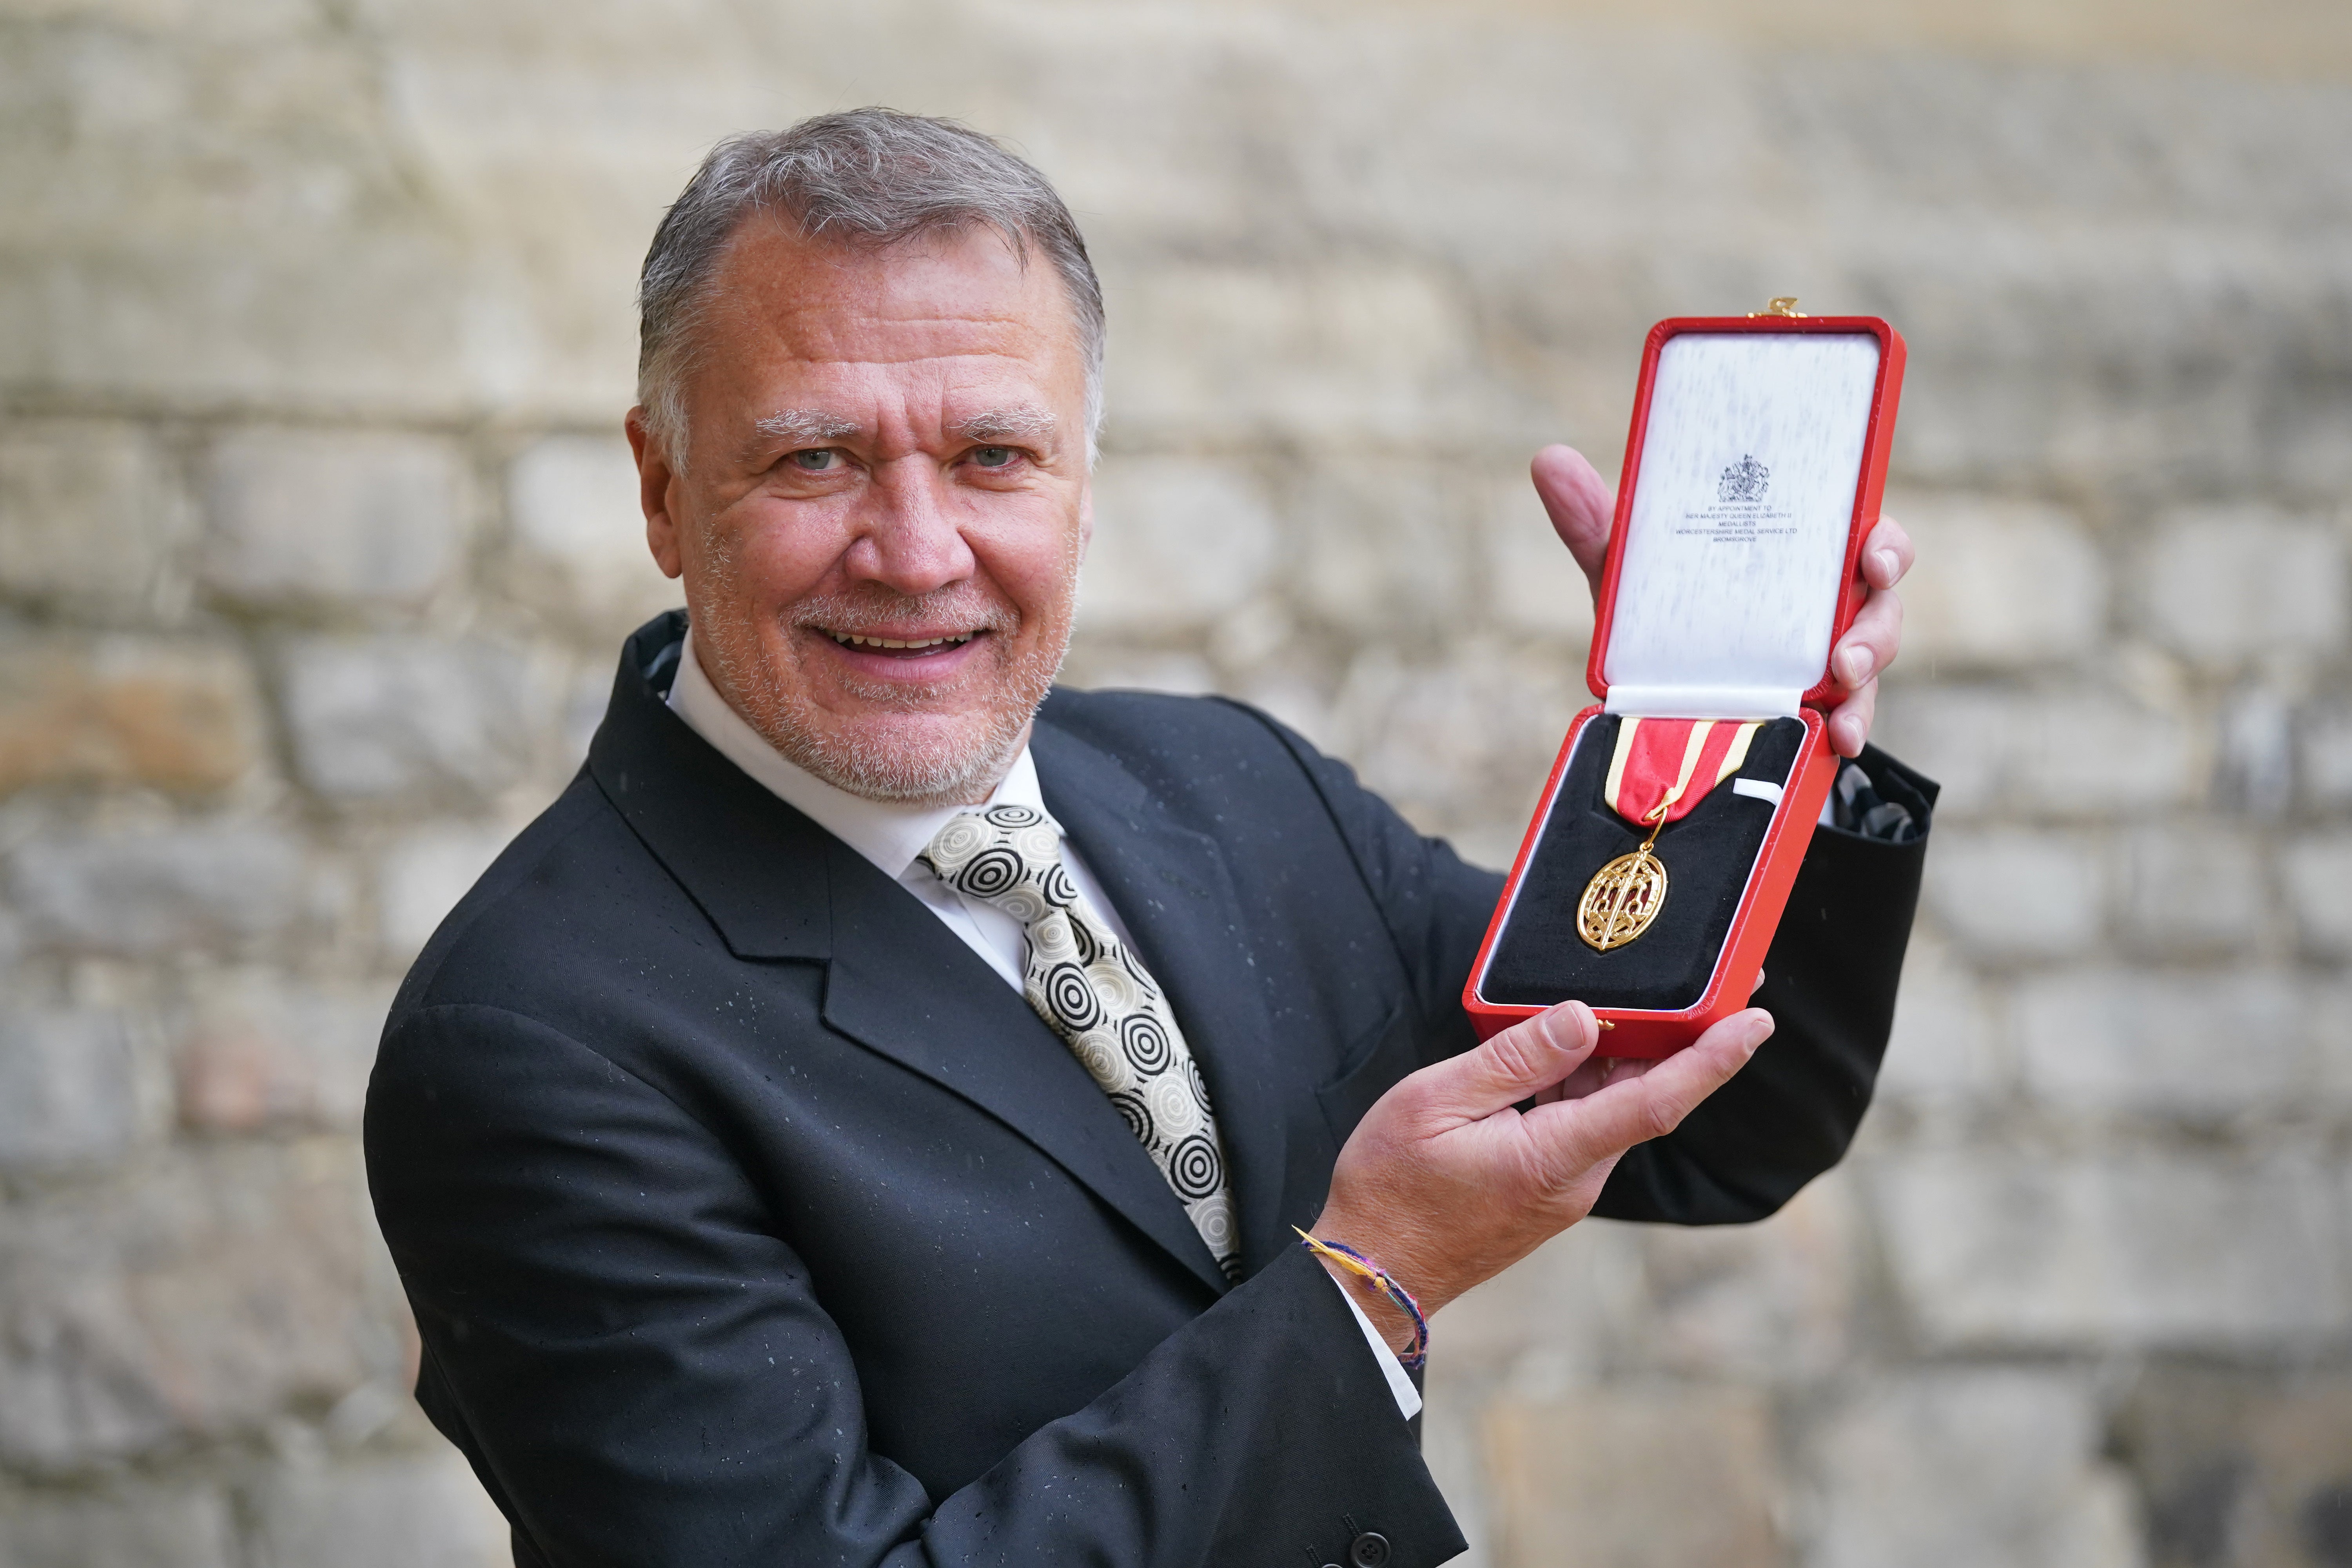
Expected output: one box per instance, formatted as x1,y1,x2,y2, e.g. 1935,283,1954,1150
666,630,1419,1420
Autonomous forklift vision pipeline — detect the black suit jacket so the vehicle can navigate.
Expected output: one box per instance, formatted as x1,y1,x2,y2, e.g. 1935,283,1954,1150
366,612,1933,1568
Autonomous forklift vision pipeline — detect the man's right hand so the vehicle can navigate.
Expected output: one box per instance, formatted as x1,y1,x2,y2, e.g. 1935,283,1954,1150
1311,1002,1774,1347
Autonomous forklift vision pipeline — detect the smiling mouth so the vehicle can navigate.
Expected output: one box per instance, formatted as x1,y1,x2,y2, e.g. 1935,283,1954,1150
824,630,977,657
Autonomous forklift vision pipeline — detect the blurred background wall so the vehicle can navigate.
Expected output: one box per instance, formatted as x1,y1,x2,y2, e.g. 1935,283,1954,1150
2,1,2348,1564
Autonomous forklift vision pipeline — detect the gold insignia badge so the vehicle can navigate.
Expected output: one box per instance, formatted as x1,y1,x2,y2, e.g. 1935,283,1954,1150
1578,808,1670,951
1577,716,1764,953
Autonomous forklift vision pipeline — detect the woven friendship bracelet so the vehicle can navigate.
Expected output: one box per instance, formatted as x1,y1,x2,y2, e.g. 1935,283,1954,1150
1294,1227,1429,1373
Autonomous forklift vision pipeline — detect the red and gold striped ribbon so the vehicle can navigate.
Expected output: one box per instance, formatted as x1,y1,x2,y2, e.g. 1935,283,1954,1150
1602,717,1763,828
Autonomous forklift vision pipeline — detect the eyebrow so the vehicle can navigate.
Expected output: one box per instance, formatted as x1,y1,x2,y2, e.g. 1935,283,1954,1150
952,407,1057,443
755,409,863,444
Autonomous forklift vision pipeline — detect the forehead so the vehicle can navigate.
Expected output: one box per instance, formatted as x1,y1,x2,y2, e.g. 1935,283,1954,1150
690,217,1085,410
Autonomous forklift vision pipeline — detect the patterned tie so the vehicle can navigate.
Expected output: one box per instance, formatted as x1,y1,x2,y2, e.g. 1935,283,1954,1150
920,804,1240,1280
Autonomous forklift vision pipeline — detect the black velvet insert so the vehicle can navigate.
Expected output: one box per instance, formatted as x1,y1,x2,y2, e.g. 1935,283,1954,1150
1480,715,1807,1013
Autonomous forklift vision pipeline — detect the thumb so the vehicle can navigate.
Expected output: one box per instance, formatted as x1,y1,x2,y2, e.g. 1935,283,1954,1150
1420,1002,1600,1123
1531,444,1614,593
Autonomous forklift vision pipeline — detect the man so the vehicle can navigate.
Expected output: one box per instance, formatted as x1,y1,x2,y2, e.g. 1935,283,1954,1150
367,110,1931,1568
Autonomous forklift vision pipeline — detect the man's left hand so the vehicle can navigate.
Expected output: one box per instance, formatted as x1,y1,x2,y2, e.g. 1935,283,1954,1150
1530,443,1913,759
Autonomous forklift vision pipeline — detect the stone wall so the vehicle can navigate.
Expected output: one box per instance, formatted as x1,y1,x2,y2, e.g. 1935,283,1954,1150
2,2,2347,1564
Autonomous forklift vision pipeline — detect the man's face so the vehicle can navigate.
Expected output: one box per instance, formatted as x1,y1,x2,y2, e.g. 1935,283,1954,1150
630,218,1093,806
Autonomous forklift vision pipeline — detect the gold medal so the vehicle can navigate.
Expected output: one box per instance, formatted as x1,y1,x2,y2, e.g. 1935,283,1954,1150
1577,717,1763,953
1579,810,1670,951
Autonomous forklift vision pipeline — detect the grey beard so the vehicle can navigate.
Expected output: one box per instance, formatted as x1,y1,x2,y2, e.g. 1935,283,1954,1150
695,597,1070,808
690,535,1078,808
771,681,1045,805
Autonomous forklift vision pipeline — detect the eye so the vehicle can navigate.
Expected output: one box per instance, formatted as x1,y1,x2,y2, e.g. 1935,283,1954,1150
790,448,837,472
970,446,1016,469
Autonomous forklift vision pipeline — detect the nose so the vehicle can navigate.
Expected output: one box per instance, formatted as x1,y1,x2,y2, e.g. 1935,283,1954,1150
840,454,977,596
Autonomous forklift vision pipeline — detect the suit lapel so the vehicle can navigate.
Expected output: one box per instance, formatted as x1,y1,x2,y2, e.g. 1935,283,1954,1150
818,840,1232,1296
1033,719,1293,1281
589,618,1229,1297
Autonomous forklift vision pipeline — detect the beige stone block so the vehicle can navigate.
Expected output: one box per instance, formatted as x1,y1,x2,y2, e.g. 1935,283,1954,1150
2283,831,2352,958
2015,967,2311,1118
1808,1371,2145,1568
0,16,493,414
0,635,267,795
171,969,394,1134
1922,827,2105,959
1483,1384,1781,1568
1058,646,1219,699
7,821,307,957
2021,693,2205,815
2138,507,2347,666
0,1007,149,1174
1877,933,2005,1103
1891,495,2105,671
1103,265,1485,445
0,1481,237,1568
505,434,679,638
1871,685,2202,818
1878,1149,2349,1352
1417,1214,1645,1385
0,1141,388,1468
1077,456,1279,635
0,227,485,425
1290,456,1473,635
2120,1369,2352,1568
280,635,546,802
201,430,468,612
1630,1170,1858,1381
1327,642,1588,852
377,822,514,959
0,420,193,615
2300,702,2352,808
248,1450,509,1568
2118,821,2269,952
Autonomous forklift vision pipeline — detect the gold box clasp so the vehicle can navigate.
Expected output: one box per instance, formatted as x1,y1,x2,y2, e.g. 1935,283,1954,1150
1749,296,1806,318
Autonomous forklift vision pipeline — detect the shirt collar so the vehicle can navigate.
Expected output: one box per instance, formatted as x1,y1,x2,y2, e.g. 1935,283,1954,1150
666,625,1051,882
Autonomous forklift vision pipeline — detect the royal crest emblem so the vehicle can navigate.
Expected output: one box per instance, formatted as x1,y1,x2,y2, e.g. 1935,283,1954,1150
1718,454,1770,503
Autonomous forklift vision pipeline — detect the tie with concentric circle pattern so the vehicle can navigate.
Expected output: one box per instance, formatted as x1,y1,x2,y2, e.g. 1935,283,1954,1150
919,804,1240,1280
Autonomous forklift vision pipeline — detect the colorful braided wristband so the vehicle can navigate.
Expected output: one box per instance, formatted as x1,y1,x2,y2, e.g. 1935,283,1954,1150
1295,1227,1428,1372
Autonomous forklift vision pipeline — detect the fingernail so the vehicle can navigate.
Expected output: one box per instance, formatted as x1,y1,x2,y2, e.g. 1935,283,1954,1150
1747,1012,1776,1049
1874,548,1900,581
1841,646,1874,684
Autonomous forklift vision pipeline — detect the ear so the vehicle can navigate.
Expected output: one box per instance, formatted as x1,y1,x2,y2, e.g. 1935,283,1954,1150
626,407,687,581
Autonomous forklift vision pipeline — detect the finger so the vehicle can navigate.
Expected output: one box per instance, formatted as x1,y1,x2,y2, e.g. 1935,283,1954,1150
1748,966,1767,997
1421,1001,1601,1122
1828,677,1877,758
1526,1009,1773,1174
1862,516,1913,589
1831,587,1903,691
1544,1052,1619,1104
1530,445,1615,597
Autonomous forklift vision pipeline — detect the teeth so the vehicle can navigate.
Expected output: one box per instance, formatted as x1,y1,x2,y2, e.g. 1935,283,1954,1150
828,632,973,650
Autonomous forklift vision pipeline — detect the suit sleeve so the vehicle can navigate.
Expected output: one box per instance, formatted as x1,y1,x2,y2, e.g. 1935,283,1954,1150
366,1004,1463,1568
1592,746,1935,1223
1262,713,1933,1226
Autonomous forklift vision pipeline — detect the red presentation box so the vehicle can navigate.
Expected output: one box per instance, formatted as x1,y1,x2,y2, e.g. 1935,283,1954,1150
1463,309,1906,1057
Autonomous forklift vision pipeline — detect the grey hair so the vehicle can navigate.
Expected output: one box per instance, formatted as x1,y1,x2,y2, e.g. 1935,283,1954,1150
636,109,1106,467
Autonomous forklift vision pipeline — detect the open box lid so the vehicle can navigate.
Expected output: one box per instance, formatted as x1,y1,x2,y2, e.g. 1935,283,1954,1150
1586,312,1906,718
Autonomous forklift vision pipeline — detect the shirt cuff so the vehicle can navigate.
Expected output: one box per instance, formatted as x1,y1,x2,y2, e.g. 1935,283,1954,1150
1327,1268,1423,1419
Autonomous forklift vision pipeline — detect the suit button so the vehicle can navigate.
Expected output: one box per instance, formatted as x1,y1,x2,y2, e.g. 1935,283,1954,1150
1350,1533,1392,1568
